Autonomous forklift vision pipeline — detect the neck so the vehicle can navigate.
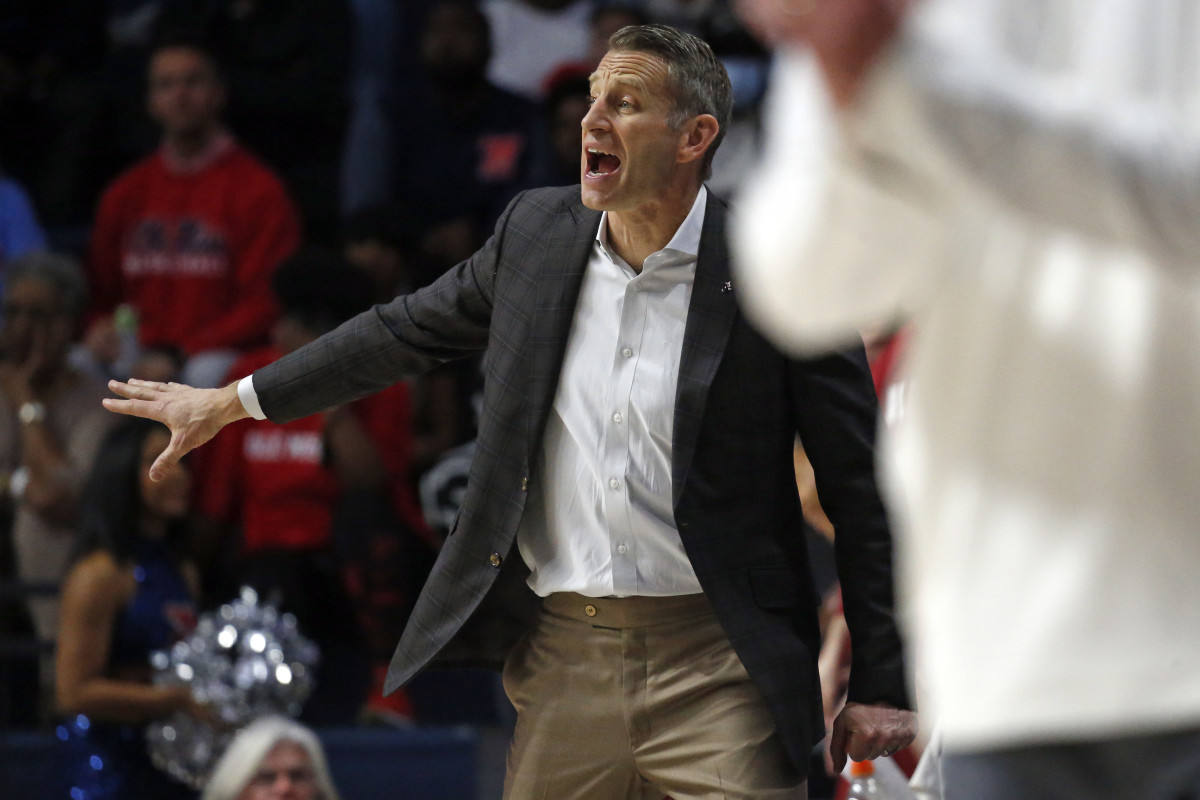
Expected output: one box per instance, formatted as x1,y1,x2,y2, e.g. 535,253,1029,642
162,125,224,165
140,514,169,543
605,182,700,272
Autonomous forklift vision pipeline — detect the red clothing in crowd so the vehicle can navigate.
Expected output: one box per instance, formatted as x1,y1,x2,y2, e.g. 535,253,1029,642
87,136,300,355
196,348,427,553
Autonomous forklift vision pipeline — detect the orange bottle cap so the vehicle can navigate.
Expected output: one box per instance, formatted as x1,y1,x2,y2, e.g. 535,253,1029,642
849,759,876,777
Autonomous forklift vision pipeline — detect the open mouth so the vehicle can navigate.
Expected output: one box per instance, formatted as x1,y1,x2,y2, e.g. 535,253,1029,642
586,147,622,177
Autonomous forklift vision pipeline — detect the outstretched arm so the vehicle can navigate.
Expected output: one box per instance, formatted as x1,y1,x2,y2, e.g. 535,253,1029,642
102,379,249,481
739,0,1200,273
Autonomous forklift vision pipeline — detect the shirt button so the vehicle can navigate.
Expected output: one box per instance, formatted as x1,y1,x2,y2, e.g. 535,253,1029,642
617,544,628,555
621,346,633,358
608,477,620,490
489,552,503,567
612,412,623,424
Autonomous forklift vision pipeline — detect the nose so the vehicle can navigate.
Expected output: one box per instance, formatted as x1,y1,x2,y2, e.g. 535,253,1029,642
581,98,608,133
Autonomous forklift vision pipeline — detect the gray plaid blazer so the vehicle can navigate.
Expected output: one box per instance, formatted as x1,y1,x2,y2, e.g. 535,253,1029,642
254,186,909,773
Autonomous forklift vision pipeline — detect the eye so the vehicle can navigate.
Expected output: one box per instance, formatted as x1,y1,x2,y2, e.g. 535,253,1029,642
618,99,633,109
586,95,596,105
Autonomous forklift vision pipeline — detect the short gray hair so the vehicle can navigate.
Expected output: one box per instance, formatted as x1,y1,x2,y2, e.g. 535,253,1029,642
201,716,341,800
4,250,89,318
608,23,732,180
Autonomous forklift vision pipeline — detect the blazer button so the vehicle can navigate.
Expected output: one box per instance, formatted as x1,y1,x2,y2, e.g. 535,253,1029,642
489,552,503,568
521,476,529,492
584,604,598,617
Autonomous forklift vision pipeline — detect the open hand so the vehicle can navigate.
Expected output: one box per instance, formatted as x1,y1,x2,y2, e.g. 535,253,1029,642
102,379,248,481
829,700,918,773
736,0,911,108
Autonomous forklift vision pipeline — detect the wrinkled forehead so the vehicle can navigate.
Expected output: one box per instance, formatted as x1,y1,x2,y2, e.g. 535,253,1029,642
589,49,672,97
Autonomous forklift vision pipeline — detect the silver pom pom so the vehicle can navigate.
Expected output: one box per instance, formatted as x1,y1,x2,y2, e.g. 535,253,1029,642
145,587,320,789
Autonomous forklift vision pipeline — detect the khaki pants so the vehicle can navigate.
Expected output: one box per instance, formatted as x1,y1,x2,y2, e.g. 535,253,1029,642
502,593,807,800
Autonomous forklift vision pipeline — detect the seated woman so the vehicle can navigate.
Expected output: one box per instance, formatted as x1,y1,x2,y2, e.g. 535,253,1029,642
55,418,213,800
201,715,341,800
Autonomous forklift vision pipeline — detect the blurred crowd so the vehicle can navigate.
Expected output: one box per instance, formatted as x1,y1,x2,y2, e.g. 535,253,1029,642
0,0,775,741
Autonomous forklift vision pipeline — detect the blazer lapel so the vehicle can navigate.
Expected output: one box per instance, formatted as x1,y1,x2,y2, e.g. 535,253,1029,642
527,200,602,461
672,192,737,507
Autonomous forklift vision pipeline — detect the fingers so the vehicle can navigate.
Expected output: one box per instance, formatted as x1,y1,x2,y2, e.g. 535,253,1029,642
830,712,850,774
108,379,170,400
101,397,162,421
832,703,919,769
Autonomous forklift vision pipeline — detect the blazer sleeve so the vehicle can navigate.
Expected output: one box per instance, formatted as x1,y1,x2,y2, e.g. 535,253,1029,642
789,344,911,710
252,191,524,424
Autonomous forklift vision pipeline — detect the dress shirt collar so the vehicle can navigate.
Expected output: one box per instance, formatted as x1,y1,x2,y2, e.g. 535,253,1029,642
596,185,708,266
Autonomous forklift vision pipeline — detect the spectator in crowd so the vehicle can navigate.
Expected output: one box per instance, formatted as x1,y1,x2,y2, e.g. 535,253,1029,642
533,70,593,187
1,0,110,229
0,2,62,197
481,0,593,101
0,251,116,702
587,4,651,64
195,247,432,724
382,0,538,278
340,0,402,215
84,37,300,388
538,4,650,93
636,0,719,35
342,207,476,473
341,206,423,303
734,1,1200,798
55,418,207,800
156,0,353,243
0,167,47,284
202,715,341,800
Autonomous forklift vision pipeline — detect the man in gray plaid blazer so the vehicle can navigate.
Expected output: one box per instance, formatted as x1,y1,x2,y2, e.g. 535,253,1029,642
108,23,915,799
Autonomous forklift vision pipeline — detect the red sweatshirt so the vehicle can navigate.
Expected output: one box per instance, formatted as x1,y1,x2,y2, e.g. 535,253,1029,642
196,348,430,553
87,137,300,355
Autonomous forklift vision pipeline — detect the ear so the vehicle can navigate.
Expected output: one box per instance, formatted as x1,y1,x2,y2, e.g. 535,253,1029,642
676,114,720,167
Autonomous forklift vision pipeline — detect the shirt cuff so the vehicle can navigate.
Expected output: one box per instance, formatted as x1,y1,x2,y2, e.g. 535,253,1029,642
237,375,266,420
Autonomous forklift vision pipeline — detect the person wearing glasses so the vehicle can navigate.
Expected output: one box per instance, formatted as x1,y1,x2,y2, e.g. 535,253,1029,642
0,250,115,715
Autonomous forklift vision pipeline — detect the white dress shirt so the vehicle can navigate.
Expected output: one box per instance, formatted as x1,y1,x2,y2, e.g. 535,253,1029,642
518,187,707,598
240,189,708,599
734,2,1200,750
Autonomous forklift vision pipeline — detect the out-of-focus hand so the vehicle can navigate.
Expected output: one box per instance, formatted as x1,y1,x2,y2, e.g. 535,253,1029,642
169,686,224,728
736,0,911,108
829,700,918,773
102,379,248,481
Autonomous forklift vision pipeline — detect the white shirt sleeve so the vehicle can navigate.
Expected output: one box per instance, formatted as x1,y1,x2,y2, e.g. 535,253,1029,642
237,375,267,420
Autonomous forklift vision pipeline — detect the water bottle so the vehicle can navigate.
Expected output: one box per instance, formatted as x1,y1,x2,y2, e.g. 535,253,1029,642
845,758,890,799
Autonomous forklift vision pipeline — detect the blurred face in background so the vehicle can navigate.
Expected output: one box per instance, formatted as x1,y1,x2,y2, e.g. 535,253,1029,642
0,278,74,371
345,239,410,300
147,47,225,139
551,91,591,176
420,2,491,87
589,8,644,64
237,741,321,800
139,428,191,530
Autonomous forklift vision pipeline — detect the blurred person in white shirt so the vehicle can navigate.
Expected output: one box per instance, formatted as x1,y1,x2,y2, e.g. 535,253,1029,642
733,1,1200,799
